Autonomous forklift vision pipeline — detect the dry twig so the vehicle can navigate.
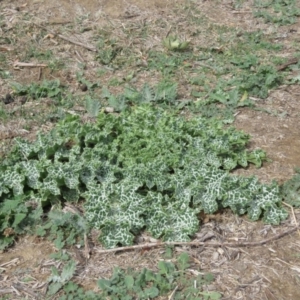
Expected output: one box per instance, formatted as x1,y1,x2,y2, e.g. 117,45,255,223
0,46,12,52
0,258,19,268
0,289,14,295
33,23,97,52
282,201,300,236
231,11,252,14
84,233,91,259
168,285,178,300
12,284,38,299
276,57,299,71
13,62,47,68
96,226,300,254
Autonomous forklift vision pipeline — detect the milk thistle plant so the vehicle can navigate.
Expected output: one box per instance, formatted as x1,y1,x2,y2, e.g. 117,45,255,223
0,105,288,248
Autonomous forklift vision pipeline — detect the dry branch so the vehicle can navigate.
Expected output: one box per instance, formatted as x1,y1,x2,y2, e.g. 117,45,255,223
283,201,300,236
13,62,47,68
34,23,97,52
276,57,299,71
12,284,38,299
0,46,12,52
96,226,300,254
0,289,14,295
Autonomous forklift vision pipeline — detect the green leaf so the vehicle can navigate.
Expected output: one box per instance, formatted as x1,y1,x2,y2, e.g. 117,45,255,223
158,261,175,276
63,281,79,293
0,236,14,250
85,96,101,118
177,252,190,270
1,199,21,213
53,232,65,250
35,226,47,237
145,269,156,282
203,273,215,283
144,287,159,298
98,279,112,291
60,260,76,282
47,282,63,295
280,169,300,207
124,275,134,290
199,291,222,299
12,213,26,228
164,246,173,259
49,266,61,282
163,36,190,51
141,83,155,103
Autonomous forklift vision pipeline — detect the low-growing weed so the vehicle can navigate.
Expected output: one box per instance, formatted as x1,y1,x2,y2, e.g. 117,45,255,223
24,46,54,61
147,51,188,76
240,65,284,98
280,168,300,207
0,197,43,249
101,81,178,111
85,95,101,118
0,69,11,79
96,68,107,77
96,38,121,66
48,252,221,299
233,0,300,25
11,79,64,102
58,282,99,300
163,35,190,51
108,77,123,87
35,209,89,250
0,104,288,249
47,259,77,296
21,46,65,70
76,71,100,90
96,252,221,300
253,0,300,25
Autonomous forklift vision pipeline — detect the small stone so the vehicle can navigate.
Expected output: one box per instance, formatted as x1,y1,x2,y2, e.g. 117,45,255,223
80,84,88,92
212,251,219,261
2,94,14,104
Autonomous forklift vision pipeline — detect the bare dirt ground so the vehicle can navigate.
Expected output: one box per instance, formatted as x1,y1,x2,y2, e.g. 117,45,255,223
0,0,300,299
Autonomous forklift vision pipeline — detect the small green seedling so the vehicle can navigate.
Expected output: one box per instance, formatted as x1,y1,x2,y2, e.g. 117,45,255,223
163,36,190,51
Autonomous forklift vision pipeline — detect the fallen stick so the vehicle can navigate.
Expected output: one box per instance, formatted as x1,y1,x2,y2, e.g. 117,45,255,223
0,289,14,295
0,46,12,52
276,57,299,71
34,23,97,52
96,225,299,254
12,284,38,300
54,33,97,52
231,11,252,14
13,62,47,68
283,201,300,236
